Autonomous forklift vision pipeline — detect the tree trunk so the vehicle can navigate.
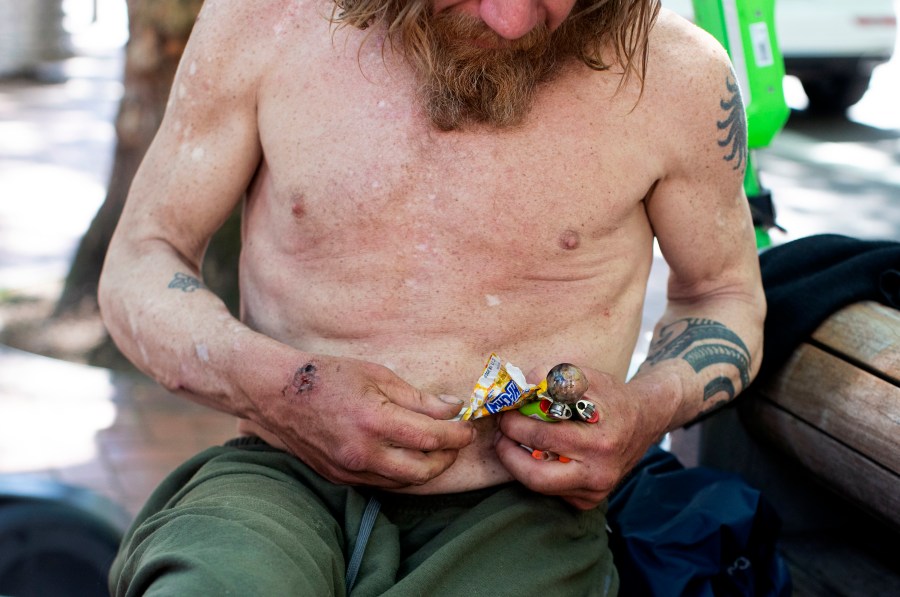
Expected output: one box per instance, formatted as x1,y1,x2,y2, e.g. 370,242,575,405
55,0,207,317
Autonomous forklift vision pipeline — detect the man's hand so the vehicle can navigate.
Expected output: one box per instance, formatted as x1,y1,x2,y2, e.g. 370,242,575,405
494,365,666,510
258,356,476,489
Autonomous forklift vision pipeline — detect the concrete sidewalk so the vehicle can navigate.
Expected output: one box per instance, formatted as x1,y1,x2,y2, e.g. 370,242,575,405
0,3,236,517
0,343,235,516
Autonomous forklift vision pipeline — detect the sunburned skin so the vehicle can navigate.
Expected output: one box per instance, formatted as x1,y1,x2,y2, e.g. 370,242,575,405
229,7,757,490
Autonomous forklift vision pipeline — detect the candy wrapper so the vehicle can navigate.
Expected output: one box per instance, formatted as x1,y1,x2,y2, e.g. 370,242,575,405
455,353,546,420
456,356,593,424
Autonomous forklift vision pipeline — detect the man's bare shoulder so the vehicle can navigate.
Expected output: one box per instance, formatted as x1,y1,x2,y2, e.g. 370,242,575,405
194,0,327,35
634,9,741,163
185,0,332,74
645,8,734,102
650,8,732,66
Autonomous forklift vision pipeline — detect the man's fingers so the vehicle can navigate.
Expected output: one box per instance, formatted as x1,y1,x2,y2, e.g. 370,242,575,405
359,375,474,450
564,495,603,511
494,434,606,509
299,366,475,487
393,387,468,421
371,371,466,421
379,445,461,485
499,408,578,453
495,433,574,490
375,403,475,451
328,441,461,487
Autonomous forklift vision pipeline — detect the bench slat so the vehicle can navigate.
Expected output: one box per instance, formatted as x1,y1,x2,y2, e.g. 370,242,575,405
755,343,900,474
810,301,900,382
746,397,900,527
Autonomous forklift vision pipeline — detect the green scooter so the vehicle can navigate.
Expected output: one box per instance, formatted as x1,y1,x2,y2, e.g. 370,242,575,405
691,0,791,247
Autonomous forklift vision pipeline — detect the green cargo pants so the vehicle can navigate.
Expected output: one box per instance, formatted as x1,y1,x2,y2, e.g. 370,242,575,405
110,437,617,596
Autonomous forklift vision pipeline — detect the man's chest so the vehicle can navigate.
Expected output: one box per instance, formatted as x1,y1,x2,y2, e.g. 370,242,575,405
250,42,662,268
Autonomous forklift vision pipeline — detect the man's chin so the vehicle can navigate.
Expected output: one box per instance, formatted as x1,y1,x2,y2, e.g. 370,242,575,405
415,13,563,129
469,36,504,50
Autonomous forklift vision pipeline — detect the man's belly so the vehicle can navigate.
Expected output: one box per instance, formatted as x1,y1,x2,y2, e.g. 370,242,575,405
236,416,514,493
234,268,649,493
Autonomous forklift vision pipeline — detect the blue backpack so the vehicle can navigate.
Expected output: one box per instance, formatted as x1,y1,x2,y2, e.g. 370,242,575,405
607,446,792,597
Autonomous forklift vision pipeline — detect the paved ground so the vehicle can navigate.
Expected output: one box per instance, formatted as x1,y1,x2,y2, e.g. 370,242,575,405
0,343,235,518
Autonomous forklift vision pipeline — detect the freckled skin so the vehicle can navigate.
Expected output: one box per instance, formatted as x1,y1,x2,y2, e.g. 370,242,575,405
99,2,765,501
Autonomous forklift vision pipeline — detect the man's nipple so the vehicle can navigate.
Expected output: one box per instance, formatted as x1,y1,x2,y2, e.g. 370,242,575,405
558,229,580,251
291,197,306,220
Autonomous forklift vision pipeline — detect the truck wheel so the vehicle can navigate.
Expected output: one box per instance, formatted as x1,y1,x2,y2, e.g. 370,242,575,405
0,500,122,596
801,73,870,115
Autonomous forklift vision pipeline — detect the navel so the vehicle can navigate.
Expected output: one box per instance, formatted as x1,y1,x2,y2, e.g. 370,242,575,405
558,229,581,251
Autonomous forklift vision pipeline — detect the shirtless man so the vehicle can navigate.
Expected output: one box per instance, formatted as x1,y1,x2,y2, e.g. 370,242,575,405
100,0,765,593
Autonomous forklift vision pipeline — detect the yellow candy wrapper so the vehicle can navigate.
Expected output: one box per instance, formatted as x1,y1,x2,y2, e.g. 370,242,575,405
456,353,543,420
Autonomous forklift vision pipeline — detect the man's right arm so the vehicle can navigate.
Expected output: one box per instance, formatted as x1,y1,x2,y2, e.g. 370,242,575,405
99,0,265,409
99,0,472,488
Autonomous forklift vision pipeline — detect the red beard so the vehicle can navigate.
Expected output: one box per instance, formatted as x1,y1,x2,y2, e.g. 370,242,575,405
418,12,569,130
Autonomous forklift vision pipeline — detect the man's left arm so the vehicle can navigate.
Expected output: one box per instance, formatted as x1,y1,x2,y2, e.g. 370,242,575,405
495,44,765,510
636,58,765,433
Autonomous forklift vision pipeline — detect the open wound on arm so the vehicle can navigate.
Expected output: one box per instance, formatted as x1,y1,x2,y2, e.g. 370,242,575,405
645,318,751,403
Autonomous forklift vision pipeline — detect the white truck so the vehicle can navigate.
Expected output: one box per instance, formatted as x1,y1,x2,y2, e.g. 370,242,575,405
663,0,898,114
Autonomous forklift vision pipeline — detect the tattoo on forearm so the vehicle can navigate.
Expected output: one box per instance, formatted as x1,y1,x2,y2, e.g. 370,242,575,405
703,377,736,402
717,75,747,171
282,363,317,397
683,344,751,388
168,272,204,292
647,318,751,401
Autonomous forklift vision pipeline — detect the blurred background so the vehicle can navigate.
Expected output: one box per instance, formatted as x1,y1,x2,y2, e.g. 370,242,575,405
0,0,897,592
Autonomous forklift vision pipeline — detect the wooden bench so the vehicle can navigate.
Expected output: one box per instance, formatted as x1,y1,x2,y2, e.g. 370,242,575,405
695,301,900,594
743,300,900,528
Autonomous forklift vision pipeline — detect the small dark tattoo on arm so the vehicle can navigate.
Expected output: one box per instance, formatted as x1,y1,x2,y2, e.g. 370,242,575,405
717,75,748,171
702,376,736,402
647,318,751,402
168,272,204,292
683,344,751,389
283,363,317,396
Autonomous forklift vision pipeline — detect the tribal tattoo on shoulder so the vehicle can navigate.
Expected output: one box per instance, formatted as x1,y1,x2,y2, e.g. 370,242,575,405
717,75,748,172
646,318,751,403
168,272,204,292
